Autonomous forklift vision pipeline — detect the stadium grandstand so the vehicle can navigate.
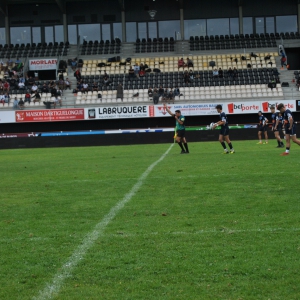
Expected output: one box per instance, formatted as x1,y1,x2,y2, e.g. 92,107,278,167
0,0,299,111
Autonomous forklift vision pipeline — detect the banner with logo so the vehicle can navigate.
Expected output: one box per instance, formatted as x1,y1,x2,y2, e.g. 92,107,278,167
85,105,150,119
226,100,296,114
152,103,222,117
0,100,297,124
29,58,57,70
15,109,85,122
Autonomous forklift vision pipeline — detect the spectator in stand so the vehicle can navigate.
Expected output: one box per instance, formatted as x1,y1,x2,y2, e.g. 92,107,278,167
18,98,25,109
233,67,238,79
103,71,109,78
4,92,10,103
152,89,159,105
51,85,58,96
173,86,181,97
31,83,38,94
184,71,190,84
188,69,194,82
0,80,3,92
41,84,49,94
213,68,219,78
13,97,18,109
13,96,18,105
58,78,65,90
71,59,77,71
296,77,300,90
28,76,35,86
140,63,145,71
133,64,140,77
82,82,89,93
158,85,164,98
0,93,5,104
218,68,224,78
227,67,234,79
65,78,71,90
7,58,13,67
168,90,175,104
3,80,10,92
162,89,169,102
15,57,21,64
32,91,41,103
49,80,55,89
24,91,31,104
10,77,17,89
116,83,123,101
19,77,25,84
139,68,146,78
74,69,82,81
128,66,135,79
18,81,25,90
56,87,63,98
280,50,287,69
148,87,153,97
76,81,83,93
178,58,185,70
103,75,110,86
92,82,98,92
186,58,194,68
53,95,62,108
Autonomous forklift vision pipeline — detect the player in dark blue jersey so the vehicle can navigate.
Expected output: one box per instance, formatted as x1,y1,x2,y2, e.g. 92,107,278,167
257,111,268,144
277,103,300,155
270,105,284,148
164,103,189,154
212,105,235,154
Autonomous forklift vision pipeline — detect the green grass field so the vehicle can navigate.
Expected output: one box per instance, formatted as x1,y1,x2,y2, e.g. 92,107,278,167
1,140,300,300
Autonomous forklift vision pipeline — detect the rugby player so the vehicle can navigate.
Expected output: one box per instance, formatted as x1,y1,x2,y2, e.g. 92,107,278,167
257,111,269,144
212,104,235,154
277,103,300,155
270,105,284,148
164,103,189,154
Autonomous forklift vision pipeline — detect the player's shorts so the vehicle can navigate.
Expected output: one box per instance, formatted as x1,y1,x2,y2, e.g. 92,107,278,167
220,126,229,136
285,124,296,135
258,125,267,132
177,129,185,138
273,124,282,132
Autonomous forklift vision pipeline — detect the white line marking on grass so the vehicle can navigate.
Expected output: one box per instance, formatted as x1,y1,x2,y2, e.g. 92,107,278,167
33,143,174,300
103,227,300,238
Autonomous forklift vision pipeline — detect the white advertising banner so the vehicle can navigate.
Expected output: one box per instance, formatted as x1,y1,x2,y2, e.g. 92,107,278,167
152,103,222,117
0,100,297,124
0,111,16,123
225,100,296,114
84,105,150,120
29,58,57,70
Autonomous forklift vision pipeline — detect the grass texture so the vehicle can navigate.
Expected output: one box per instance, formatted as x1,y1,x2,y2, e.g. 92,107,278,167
0,140,300,300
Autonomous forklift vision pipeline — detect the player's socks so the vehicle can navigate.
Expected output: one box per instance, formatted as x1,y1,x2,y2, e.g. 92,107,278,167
178,142,185,151
184,143,189,153
221,142,227,150
281,147,290,155
228,142,233,150
277,141,281,146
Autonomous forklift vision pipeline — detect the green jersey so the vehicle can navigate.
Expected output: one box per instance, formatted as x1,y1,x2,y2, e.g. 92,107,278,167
176,115,185,130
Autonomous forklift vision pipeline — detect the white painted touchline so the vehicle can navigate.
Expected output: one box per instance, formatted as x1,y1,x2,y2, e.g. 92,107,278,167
98,227,300,238
33,143,174,300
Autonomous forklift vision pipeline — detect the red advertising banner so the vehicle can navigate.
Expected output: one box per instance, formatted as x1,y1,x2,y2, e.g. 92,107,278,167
15,109,85,122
